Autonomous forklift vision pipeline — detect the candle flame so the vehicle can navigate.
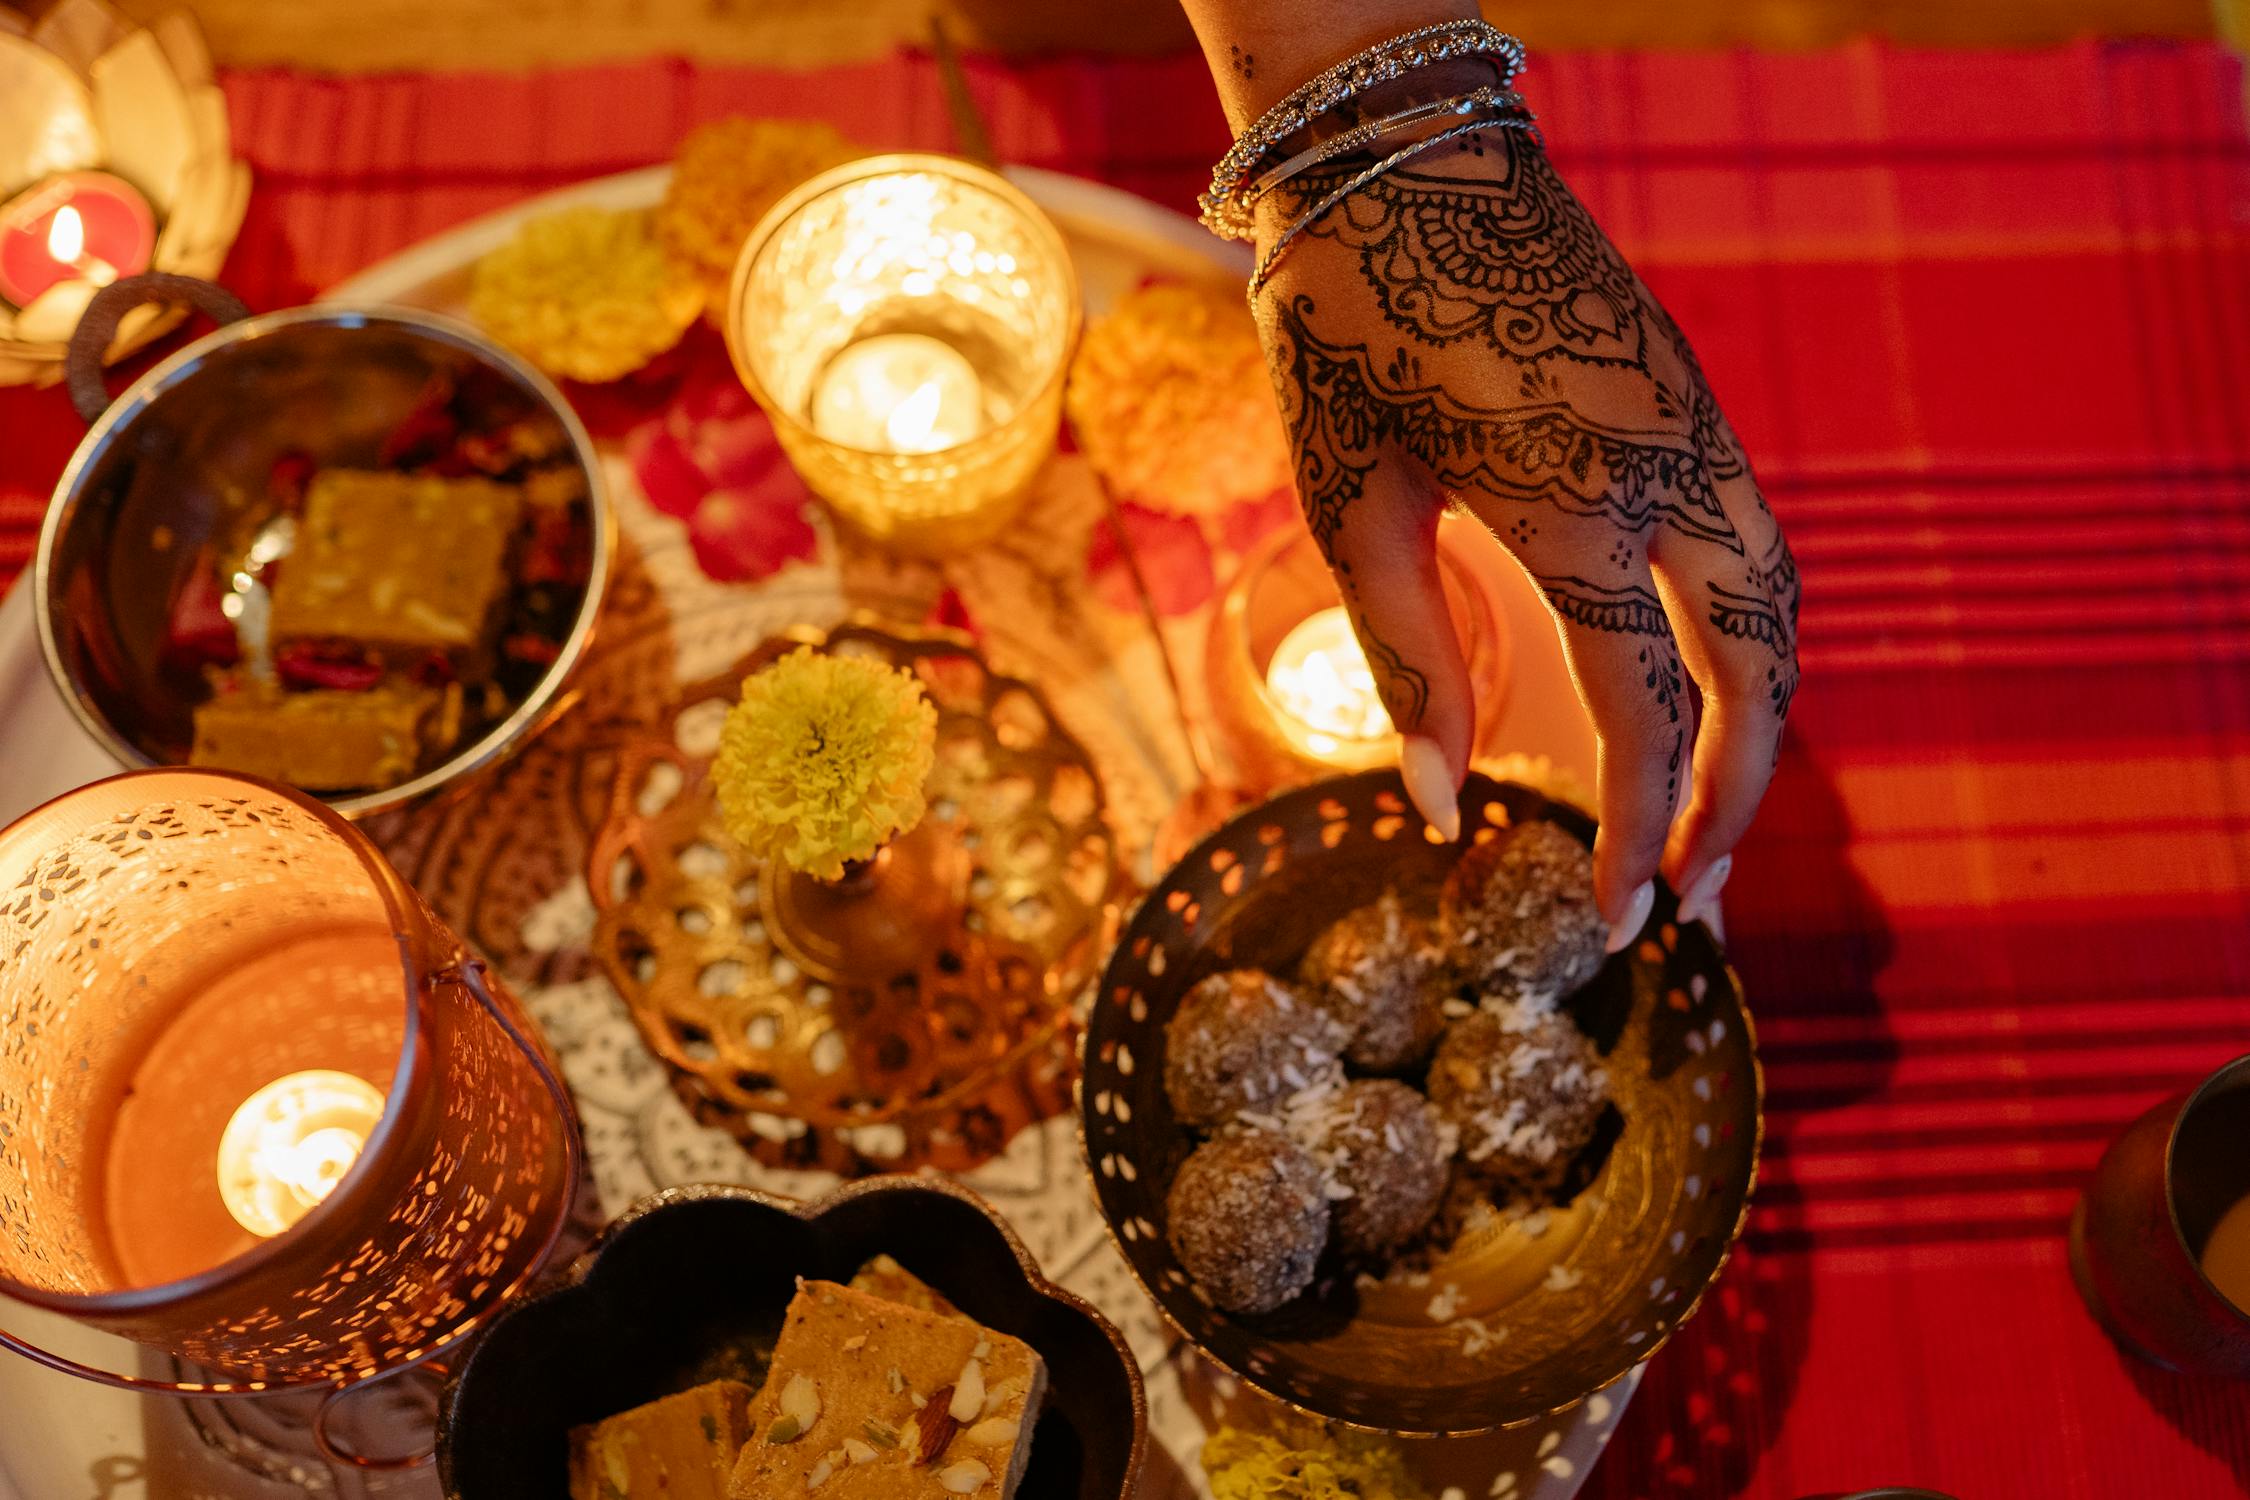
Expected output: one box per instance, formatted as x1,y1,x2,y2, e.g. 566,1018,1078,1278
885,379,945,453
216,1070,386,1238
1267,608,1394,749
47,205,85,264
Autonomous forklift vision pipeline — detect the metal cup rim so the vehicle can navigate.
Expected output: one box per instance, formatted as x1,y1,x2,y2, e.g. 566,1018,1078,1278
32,302,613,818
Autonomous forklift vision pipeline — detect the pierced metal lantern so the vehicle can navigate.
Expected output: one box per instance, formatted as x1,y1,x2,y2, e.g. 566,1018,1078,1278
0,771,579,1406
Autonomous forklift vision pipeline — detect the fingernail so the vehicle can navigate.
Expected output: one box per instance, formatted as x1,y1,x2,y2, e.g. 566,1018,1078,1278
1677,854,1733,929
1606,880,1655,954
1400,735,1461,841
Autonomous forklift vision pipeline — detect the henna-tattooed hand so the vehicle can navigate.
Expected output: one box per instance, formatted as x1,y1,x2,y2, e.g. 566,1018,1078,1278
1254,124,1800,941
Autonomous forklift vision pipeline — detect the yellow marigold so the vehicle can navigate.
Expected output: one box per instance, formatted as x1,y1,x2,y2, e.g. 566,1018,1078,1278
659,117,863,316
713,647,938,881
470,206,702,383
1201,1422,1430,1500
1066,280,1294,518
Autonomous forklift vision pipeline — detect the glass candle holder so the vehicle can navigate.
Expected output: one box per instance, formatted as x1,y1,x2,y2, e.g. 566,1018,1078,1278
0,770,579,1397
725,153,1079,556
1205,518,1513,793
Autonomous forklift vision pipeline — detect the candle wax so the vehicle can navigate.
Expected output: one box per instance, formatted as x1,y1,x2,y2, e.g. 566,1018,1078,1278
0,170,155,309
100,925,403,1288
809,332,985,454
2201,1194,2250,1315
1266,606,1393,756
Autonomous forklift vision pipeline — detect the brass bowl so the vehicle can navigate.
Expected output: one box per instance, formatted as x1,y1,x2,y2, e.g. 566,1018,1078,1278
1080,770,1762,1435
438,1178,1147,1500
587,620,1126,1173
35,300,611,817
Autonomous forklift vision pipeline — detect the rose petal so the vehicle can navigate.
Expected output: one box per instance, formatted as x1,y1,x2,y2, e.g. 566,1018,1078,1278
1086,501,1213,617
688,469,819,583
928,586,980,641
630,424,713,520
1217,483,1298,556
692,400,788,491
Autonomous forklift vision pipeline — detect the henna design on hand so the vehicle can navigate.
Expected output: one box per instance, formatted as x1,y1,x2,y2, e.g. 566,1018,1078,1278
1270,295,1742,552
1538,575,1668,636
1292,134,1646,366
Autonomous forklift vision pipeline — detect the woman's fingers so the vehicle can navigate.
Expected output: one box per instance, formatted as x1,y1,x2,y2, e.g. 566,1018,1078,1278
1652,396,1799,924
1516,562,1692,948
1304,462,1476,838
1652,532,1796,924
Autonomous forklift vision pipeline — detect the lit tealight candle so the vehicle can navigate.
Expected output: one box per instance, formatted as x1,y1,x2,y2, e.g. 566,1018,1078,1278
1265,606,1394,759
0,170,155,309
215,1068,387,1238
809,332,986,454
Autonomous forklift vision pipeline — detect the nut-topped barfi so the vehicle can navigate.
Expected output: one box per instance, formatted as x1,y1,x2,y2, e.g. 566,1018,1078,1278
729,1281,1045,1500
568,1379,755,1500
848,1254,960,1318
268,469,523,651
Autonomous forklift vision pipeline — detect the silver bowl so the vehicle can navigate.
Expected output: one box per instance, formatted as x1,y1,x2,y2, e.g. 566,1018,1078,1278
35,288,611,816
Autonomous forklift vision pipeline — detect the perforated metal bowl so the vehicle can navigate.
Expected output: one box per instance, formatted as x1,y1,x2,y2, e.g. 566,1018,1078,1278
1081,770,1761,1435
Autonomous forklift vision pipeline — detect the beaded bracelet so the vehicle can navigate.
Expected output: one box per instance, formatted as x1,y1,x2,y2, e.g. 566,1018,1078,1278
1200,18,1527,241
1246,111,1540,298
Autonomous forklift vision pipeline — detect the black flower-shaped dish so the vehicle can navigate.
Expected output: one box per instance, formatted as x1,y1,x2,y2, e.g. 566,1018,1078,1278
438,1178,1145,1498
1081,770,1762,1436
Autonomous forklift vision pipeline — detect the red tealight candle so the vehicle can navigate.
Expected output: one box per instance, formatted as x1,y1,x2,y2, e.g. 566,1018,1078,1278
0,170,155,309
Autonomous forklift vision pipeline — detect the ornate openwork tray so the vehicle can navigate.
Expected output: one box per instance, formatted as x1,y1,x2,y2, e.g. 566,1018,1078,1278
1082,770,1762,1436
588,620,1127,1174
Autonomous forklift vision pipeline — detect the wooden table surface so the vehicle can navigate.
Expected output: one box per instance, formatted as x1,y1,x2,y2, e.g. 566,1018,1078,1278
9,0,2236,73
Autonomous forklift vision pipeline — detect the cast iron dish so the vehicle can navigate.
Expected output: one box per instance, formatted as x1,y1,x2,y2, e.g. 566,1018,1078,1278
36,276,610,817
1081,769,1762,1435
438,1178,1145,1499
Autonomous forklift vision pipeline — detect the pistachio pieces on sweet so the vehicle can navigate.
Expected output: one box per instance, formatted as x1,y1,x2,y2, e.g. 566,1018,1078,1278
768,1372,822,1443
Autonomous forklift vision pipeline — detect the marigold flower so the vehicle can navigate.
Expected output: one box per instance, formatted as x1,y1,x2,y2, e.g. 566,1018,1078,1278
712,647,937,880
1200,1422,1430,1500
1066,280,1294,517
659,117,863,316
470,206,701,383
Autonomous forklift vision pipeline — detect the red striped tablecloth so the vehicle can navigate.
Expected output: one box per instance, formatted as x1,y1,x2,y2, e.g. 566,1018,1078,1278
2,40,2248,1499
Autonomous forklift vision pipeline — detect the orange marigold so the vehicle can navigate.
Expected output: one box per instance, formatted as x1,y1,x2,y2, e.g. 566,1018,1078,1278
659,117,863,317
1065,280,1295,518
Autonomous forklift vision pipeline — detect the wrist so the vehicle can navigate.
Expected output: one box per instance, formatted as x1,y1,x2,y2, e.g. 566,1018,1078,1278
1202,0,1480,131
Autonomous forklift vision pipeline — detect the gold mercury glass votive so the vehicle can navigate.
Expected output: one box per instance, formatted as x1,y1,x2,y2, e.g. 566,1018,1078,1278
725,153,1080,556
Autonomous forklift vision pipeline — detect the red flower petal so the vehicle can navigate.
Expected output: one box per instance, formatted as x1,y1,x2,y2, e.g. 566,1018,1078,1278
561,327,710,438
687,469,820,583
276,642,384,692
1217,483,1299,556
928,586,980,641
162,563,239,671
692,399,788,492
1086,501,1214,617
630,424,713,520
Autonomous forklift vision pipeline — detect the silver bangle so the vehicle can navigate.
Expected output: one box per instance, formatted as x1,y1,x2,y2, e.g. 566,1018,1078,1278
1242,84,1527,217
1200,18,1526,241
1247,111,1538,298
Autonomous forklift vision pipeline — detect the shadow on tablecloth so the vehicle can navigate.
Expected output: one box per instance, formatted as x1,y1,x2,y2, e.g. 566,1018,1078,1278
1585,735,1901,1498
2121,1349,2250,1491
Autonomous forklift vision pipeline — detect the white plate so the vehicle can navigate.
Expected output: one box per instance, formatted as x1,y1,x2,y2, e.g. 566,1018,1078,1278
0,167,1627,1500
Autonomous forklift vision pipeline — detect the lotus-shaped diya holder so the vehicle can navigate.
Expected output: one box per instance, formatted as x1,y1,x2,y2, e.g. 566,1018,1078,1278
589,621,1127,1174
1082,770,1763,1435
0,0,249,384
